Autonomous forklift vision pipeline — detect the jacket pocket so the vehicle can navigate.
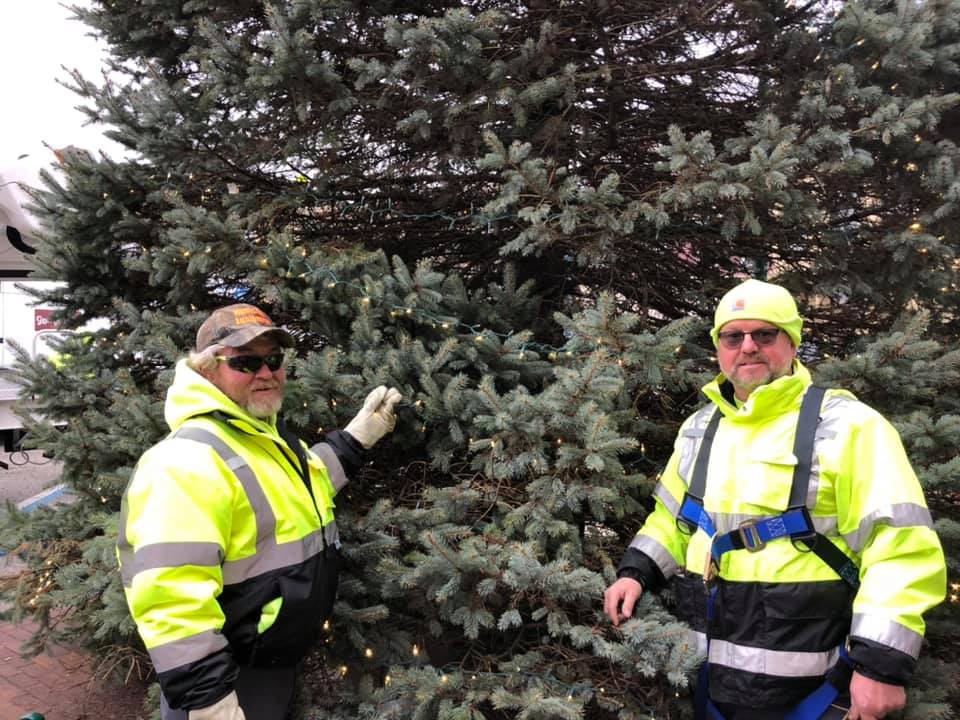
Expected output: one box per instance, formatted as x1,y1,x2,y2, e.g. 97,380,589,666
669,572,708,633
738,450,798,512
761,579,853,651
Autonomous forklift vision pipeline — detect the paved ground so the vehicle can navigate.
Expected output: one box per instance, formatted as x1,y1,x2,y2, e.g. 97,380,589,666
0,448,65,510
0,603,149,718
1,452,151,719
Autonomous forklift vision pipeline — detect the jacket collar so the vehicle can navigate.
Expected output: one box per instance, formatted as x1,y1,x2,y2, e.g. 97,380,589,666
702,360,811,421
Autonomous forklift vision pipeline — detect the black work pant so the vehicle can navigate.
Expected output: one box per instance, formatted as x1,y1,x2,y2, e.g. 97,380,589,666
160,664,298,720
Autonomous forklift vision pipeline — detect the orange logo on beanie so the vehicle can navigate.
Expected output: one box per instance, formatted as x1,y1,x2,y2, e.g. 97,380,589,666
731,298,745,311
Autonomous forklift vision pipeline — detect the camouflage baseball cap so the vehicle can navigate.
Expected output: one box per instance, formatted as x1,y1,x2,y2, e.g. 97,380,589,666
196,304,294,351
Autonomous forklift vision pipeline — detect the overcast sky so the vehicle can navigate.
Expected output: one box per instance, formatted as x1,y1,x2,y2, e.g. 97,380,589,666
0,0,124,189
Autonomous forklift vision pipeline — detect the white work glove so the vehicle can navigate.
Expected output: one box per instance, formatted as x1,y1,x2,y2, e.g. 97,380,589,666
344,386,403,449
188,691,246,720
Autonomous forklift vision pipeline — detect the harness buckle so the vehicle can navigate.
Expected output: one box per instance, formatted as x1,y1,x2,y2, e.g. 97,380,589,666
789,505,818,552
703,549,718,589
738,520,765,552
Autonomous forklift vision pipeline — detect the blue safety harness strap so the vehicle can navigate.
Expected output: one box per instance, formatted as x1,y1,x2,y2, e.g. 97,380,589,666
710,506,814,558
782,645,854,720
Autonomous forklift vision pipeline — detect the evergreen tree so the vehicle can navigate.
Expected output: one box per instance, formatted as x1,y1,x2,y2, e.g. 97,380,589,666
2,1,958,718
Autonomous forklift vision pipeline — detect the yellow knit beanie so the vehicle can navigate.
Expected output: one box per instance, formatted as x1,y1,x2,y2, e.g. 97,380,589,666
710,279,803,348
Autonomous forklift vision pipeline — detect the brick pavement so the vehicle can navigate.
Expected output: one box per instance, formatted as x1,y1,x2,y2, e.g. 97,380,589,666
0,614,96,719
0,554,149,720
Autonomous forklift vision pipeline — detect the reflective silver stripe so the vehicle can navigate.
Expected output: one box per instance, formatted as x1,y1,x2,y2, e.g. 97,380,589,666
117,489,134,586
628,534,679,578
653,482,680,517
843,503,934,553
118,550,134,588
324,520,340,547
148,629,229,672
851,613,923,658
810,395,846,509
222,530,325,585
691,630,708,656
120,542,224,588
310,442,348,492
172,427,277,548
709,639,839,677
677,406,718,484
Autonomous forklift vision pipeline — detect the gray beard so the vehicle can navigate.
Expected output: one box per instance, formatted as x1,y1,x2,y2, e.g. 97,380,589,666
246,396,283,418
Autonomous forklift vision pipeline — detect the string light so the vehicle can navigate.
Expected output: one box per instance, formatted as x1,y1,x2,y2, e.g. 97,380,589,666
367,666,653,711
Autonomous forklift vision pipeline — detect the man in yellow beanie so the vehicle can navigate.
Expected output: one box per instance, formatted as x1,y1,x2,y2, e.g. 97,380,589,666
604,279,945,720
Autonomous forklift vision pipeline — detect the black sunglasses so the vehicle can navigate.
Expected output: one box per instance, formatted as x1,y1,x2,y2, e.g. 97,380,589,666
216,353,285,374
717,328,782,350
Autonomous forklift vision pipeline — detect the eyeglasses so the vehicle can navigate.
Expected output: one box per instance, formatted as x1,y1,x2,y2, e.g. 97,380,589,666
716,328,782,350
216,353,285,374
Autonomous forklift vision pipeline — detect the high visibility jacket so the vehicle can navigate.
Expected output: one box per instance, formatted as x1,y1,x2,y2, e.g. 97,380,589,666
618,362,946,709
117,360,362,711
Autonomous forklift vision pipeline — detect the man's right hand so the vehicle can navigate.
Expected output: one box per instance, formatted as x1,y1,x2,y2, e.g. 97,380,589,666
847,672,906,719
188,690,246,720
604,577,643,626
